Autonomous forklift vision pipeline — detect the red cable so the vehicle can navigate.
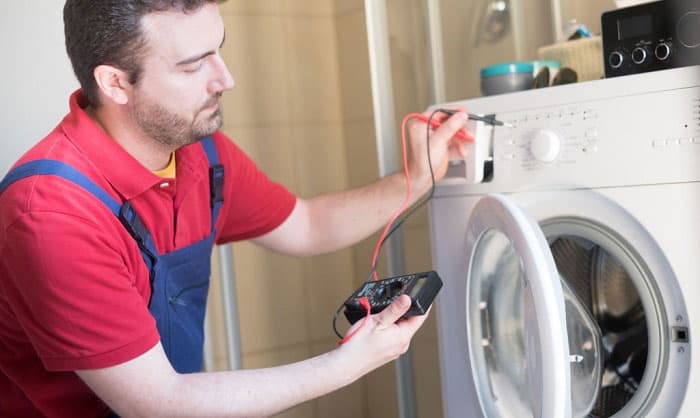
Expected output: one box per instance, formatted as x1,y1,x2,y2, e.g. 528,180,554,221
369,112,423,281
338,113,418,344
339,110,468,344
414,114,473,142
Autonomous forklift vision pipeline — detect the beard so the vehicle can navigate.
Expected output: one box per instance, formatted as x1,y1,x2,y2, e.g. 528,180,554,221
129,92,223,148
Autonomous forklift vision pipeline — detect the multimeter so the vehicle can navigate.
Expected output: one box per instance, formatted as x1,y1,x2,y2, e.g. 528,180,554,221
343,271,443,325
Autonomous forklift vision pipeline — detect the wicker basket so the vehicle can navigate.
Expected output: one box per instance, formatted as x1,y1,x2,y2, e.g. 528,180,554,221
537,36,604,82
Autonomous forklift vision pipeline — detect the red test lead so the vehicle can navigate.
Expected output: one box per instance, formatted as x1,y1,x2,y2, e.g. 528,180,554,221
414,113,473,142
415,110,513,141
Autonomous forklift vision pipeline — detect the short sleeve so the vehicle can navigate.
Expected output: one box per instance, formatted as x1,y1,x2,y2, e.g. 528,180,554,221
0,210,159,371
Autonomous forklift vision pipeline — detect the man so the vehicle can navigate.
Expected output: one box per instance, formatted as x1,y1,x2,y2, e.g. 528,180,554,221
0,1,469,417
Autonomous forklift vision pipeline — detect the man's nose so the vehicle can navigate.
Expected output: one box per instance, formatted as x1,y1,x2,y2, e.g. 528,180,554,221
209,55,235,94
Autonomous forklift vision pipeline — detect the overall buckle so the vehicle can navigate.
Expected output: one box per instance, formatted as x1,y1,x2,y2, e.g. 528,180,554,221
209,164,224,207
119,201,149,246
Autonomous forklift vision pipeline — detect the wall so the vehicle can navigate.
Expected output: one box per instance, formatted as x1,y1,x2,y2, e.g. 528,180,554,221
561,0,616,34
210,1,364,418
0,2,77,175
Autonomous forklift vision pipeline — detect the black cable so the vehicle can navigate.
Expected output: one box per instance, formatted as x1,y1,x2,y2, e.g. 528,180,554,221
332,301,346,339
332,108,456,338
370,108,446,271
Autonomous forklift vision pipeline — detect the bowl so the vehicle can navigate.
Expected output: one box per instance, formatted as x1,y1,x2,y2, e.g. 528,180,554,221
480,62,535,96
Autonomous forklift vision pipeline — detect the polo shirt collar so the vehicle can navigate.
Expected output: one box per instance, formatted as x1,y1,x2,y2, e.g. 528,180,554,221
60,90,165,200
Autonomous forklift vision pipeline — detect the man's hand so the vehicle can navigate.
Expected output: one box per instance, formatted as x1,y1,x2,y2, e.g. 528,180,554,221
337,294,430,378
406,109,471,194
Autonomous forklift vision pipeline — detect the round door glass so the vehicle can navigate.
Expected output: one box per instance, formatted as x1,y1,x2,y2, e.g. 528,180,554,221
468,227,538,418
468,228,604,418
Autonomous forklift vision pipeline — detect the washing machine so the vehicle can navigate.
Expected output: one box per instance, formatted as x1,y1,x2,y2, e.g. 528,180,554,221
428,65,700,418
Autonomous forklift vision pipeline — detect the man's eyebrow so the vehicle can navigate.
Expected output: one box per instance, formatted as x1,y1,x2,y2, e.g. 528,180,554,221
175,32,226,66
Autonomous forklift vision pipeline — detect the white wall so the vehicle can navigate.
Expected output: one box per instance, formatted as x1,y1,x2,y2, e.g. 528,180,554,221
0,2,77,176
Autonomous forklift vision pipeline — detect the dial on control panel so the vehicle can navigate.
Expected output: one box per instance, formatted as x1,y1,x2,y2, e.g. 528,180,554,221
609,51,624,69
631,47,647,64
655,43,671,61
530,130,561,163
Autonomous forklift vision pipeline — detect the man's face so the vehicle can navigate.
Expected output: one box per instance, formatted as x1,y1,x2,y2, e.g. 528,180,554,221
128,3,234,148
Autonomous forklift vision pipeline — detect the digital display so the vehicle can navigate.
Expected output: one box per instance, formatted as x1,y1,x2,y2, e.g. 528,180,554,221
409,276,427,297
617,14,652,40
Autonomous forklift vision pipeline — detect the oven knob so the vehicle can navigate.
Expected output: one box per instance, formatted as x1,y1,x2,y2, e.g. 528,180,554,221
632,47,647,64
678,11,700,48
530,130,561,163
609,51,624,69
655,43,671,60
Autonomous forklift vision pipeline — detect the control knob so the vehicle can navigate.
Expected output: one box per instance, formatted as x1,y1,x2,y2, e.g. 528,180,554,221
631,47,647,64
655,43,671,60
608,51,624,69
530,130,561,163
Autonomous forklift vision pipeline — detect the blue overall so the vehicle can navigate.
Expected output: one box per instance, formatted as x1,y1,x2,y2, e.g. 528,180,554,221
0,137,224,374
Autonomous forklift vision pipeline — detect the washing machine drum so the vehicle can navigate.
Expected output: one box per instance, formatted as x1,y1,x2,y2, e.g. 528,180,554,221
551,238,648,417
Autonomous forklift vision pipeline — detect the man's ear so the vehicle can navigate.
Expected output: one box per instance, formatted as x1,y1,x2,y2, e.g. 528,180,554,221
93,64,131,105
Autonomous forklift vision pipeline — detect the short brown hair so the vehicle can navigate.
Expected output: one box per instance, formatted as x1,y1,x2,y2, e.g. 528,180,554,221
63,0,225,107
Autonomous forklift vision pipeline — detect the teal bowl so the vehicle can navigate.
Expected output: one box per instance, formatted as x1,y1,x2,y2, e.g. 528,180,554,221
480,62,535,96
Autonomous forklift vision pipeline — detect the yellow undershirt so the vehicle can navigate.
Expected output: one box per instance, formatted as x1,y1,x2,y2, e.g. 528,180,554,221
152,153,177,178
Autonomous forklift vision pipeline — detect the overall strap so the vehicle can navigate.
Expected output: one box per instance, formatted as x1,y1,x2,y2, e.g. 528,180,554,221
0,159,159,273
0,137,223,272
0,160,121,215
200,136,224,233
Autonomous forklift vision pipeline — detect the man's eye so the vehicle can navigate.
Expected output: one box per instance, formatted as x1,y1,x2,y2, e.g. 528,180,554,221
184,62,203,73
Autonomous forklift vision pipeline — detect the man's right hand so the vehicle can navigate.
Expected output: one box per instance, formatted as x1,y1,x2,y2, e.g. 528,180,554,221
337,294,430,379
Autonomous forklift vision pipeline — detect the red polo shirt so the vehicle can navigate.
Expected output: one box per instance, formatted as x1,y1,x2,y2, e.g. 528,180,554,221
0,91,296,417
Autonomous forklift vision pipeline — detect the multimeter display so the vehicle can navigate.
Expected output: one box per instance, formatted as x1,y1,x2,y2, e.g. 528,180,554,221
408,276,427,297
343,271,443,325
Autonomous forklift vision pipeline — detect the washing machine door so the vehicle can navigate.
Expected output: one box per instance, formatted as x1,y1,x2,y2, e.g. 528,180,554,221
465,194,572,418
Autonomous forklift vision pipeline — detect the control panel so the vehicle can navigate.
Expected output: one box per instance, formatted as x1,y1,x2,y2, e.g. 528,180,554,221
602,0,700,77
441,75,700,191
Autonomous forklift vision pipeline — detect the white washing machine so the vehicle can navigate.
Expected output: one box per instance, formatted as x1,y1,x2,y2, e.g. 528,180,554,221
429,65,700,418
